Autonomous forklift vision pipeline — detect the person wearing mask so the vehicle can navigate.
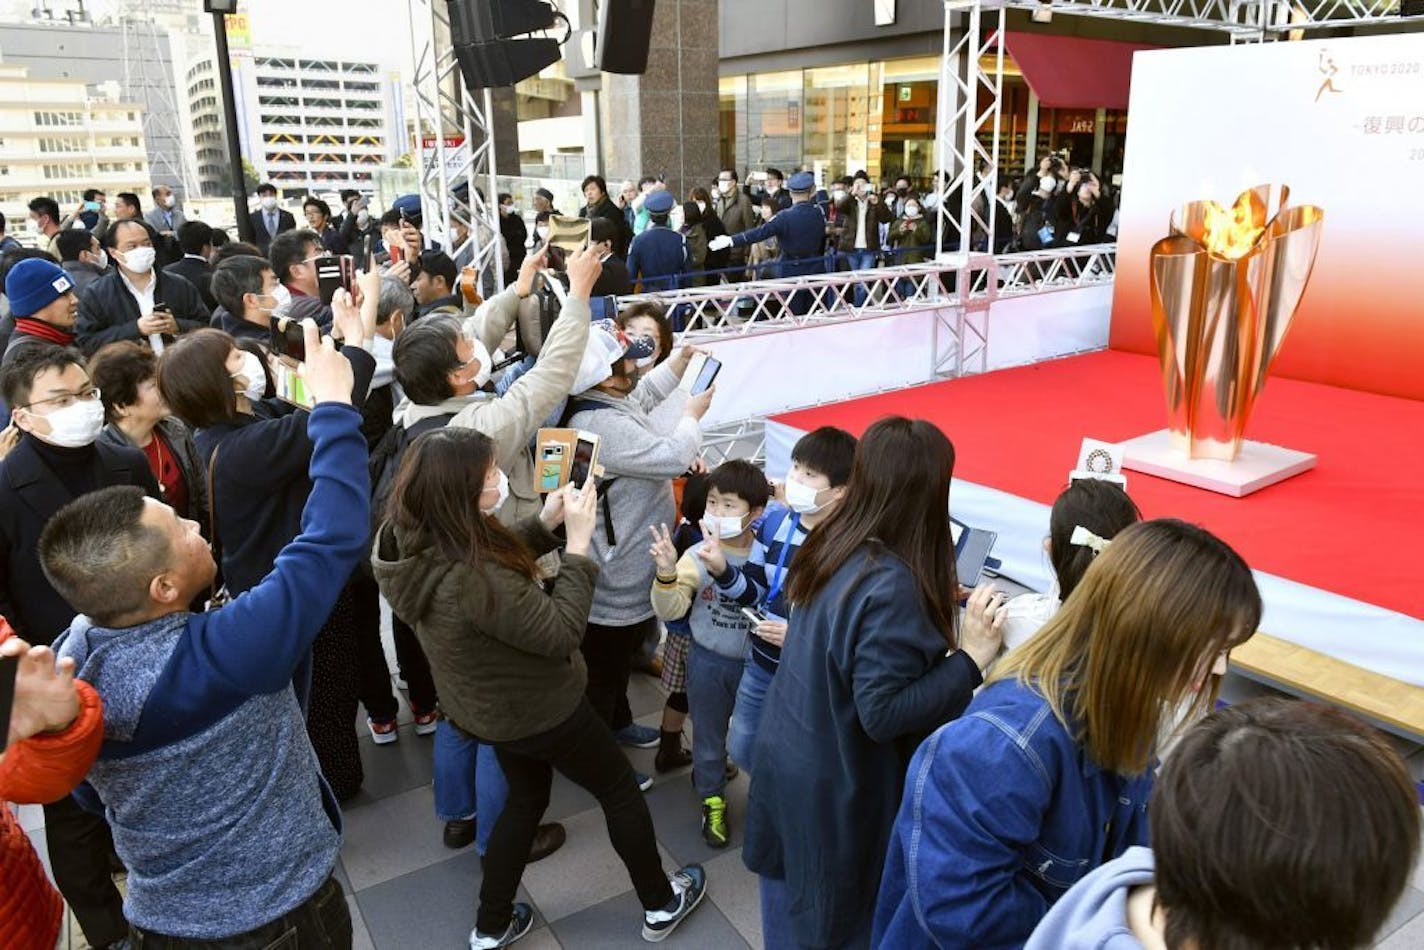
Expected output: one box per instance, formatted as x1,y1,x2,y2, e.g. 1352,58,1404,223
565,323,714,786
649,460,769,849
875,519,1261,948
3,258,80,366
414,249,464,318
745,199,780,279
146,185,186,241
710,171,826,314
166,220,218,311
302,198,346,255
1018,174,1064,251
372,428,710,948
887,197,934,267
55,229,110,297
157,300,376,801
269,228,335,328
497,193,529,284
90,341,207,533
45,326,368,946
714,427,857,773
0,343,160,950
675,199,710,284
743,417,1002,950
762,168,793,214
26,197,65,258
689,188,729,284
209,254,282,344
1026,697,1421,950
711,172,755,279
589,216,632,299
249,182,296,257
626,191,690,292
114,191,143,223
77,219,210,352
532,187,559,218
1066,174,1113,247
0,628,106,950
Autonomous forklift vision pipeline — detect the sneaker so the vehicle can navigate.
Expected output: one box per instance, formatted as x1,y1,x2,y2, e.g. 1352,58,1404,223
444,818,477,849
700,795,729,849
635,770,654,792
614,723,661,749
469,902,534,949
413,710,438,736
642,865,708,942
367,717,399,745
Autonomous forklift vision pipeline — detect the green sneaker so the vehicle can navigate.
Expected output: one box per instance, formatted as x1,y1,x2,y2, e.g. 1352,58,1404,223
700,794,729,849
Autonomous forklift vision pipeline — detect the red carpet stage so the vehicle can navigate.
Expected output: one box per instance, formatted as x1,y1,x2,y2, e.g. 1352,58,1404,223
766,351,1424,697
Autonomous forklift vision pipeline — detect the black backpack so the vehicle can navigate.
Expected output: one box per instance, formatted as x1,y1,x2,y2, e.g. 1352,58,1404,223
367,412,456,541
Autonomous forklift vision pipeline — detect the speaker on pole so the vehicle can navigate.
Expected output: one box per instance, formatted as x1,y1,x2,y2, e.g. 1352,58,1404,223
447,0,563,89
595,0,656,75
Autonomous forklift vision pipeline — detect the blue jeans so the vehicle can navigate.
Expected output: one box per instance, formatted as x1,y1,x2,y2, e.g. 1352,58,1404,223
846,249,878,306
761,873,871,950
685,641,743,799
727,658,773,772
432,719,509,855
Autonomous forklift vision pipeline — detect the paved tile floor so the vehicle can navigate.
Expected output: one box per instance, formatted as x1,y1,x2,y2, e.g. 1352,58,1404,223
22,663,1424,949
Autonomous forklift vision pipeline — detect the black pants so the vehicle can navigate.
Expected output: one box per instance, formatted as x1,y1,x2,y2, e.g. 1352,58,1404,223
477,699,673,934
43,794,128,947
308,583,363,801
581,618,655,732
350,573,398,722
130,874,350,948
391,614,438,714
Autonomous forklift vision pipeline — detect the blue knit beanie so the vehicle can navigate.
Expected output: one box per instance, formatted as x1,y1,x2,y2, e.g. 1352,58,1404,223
5,258,73,318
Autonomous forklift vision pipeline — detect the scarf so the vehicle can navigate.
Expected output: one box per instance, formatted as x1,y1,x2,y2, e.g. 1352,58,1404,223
14,318,76,346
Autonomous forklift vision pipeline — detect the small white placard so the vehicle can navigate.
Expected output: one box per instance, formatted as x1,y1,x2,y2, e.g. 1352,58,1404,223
1071,438,1127,487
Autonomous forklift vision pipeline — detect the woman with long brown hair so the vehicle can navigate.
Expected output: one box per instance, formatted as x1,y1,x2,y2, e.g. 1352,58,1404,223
873,518,1262,948
742,416,1005,950
370,427,709,949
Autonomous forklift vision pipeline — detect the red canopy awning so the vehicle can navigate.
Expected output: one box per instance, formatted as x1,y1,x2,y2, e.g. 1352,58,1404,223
1003,32,1158,111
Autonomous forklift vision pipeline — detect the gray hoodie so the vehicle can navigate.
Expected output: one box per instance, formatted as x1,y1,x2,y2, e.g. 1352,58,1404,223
1025,846,1156,950
567,362,701,625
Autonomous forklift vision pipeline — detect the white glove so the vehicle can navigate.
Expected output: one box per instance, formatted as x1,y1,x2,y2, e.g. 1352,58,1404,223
709,235,734,252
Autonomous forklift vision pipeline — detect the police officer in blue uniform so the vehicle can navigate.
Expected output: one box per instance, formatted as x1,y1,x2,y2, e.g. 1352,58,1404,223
626,190,689,292
710,171,826,314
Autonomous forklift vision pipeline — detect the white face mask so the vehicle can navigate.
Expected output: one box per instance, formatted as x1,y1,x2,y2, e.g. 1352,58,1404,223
120,246,156,274
784,476,828,515
905,205,923,219
536,226,550,242
31,398,105,448
260,196,278,212
357,210,370,228
232,350,266,401
832,189,847,203
695,200,707,215
481,468,510,515
669,207,685,231
634,354,656,370
161,195,176,209
710,513,748,539
718,180,735,194
90,250,109,270
501,204,514,215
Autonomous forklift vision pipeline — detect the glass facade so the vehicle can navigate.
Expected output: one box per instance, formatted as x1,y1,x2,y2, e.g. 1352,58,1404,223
719,55,1130,187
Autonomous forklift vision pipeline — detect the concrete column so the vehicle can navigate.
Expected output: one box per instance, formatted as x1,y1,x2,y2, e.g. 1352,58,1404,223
490,86,521,176
1024,92,1040,175
602,0,720,199
1092,107,1107,174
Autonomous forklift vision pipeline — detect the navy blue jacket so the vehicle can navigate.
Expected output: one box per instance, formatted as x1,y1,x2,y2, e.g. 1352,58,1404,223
728,200,827,260
76,267,211,353
742,543,983,948
626,225,689,292
873,679,1153,949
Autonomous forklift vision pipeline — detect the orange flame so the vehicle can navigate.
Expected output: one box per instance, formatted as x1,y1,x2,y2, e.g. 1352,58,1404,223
1200,192,1265,260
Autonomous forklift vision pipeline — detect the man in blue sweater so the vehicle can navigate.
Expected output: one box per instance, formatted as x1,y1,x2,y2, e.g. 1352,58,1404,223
45,322,369,945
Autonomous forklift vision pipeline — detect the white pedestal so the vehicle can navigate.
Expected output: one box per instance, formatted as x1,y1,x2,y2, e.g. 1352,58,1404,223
1120,430,1317,497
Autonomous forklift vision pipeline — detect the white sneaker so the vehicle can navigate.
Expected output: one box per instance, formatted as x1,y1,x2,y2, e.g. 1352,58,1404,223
642,865,707,942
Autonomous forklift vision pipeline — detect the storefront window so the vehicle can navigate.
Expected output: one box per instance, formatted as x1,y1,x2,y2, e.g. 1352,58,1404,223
718,76,747,175
746,71,803,172
803,64,872,182
879,56,940,190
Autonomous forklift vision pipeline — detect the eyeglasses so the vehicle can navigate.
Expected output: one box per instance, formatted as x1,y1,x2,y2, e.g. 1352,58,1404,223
20,387,100,411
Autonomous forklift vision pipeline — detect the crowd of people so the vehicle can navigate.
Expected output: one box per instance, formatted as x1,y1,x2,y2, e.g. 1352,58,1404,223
0,168,1416,950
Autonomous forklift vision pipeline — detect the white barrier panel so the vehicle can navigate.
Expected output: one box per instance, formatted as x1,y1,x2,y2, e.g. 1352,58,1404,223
985,284,1114,372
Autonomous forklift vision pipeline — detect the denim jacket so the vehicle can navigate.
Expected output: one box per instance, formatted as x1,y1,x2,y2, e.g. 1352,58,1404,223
873,679,1153,950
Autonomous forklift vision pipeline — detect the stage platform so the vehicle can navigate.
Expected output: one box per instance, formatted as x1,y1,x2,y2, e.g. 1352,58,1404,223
765,350,1424,733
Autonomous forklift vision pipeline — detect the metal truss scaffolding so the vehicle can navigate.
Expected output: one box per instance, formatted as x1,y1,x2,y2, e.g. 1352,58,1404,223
999,0,1424,38
408,0,504,292
935,0,1006,263
118,6,199,195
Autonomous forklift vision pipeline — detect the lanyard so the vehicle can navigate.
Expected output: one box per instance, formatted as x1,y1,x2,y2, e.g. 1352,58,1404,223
765,512,800,607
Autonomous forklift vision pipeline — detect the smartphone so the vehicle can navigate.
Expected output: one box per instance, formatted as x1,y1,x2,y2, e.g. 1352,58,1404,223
953,522,999,589
0,652,17,754
689,355,722,396
270,357,315,410
741,607,767,626
315,255,345,305
389,243,403,265
589,294,618,321
569,431,599,487
269,316,307,363
538,443,566,494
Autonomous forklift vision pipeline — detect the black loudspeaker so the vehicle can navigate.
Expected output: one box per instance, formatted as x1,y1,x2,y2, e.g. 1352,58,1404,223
596,0,657,75
447,0,562,89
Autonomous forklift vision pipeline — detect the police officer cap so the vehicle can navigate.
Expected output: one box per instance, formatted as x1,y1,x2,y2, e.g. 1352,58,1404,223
788,171,816,192
645,190,675,214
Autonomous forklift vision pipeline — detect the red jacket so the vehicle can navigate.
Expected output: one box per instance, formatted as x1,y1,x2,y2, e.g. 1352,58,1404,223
0,622,105,950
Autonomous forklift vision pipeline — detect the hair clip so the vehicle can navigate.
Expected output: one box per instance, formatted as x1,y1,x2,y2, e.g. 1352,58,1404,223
1070,525,1110,555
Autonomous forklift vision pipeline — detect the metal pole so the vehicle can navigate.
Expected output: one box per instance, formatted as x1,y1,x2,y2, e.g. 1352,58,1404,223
211,11,253,243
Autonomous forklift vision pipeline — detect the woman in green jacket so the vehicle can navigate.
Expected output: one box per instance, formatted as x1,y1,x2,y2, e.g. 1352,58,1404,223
371,427,707,949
